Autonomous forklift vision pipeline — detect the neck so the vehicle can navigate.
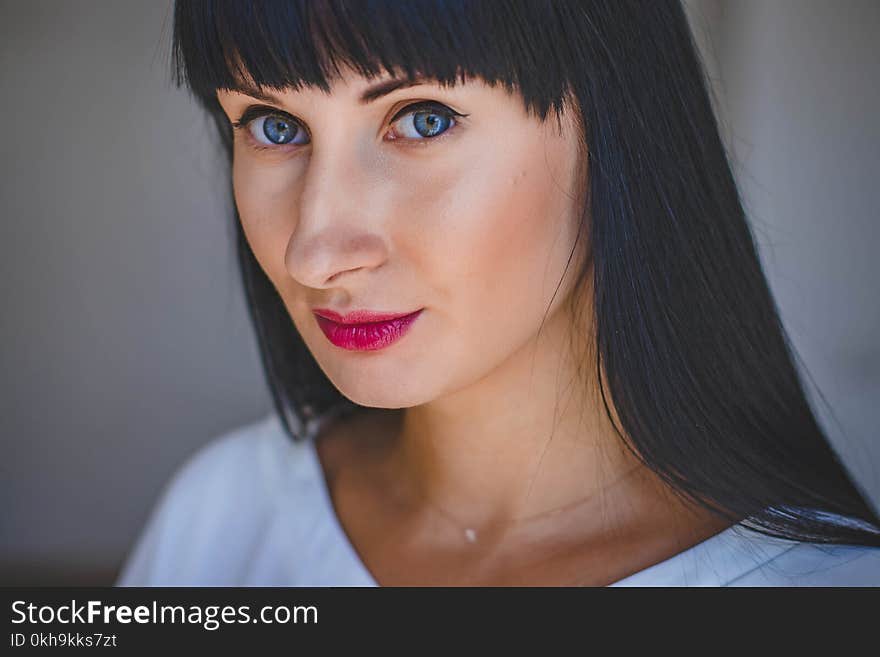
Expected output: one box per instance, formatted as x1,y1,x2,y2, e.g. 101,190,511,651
388,300,648,538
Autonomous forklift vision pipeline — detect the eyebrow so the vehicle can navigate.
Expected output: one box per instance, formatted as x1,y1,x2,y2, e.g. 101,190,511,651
358,77,429,103
226,76,432,106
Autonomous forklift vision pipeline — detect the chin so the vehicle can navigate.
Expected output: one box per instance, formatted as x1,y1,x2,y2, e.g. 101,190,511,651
335,390,424,410
323,367,437,410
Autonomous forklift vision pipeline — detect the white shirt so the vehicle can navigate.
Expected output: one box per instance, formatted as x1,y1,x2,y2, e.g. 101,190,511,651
116,413,880,586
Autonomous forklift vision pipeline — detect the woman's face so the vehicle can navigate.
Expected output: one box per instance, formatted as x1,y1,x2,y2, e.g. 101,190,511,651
216,67,586,408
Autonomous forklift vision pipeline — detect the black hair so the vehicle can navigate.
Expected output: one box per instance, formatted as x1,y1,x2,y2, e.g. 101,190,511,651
171,0,880,546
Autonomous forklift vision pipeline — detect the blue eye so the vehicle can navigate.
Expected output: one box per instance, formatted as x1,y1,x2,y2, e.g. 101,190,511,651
263,115,295,143
391,102,463,140
231,101,465,149
247,113,310,146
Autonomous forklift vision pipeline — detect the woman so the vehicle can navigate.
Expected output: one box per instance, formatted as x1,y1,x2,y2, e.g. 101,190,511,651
118,0,879,586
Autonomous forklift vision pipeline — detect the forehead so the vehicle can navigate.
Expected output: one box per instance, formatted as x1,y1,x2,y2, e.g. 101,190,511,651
216,60,472,104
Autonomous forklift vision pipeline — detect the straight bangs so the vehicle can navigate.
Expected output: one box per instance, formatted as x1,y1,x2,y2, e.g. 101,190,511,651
172,0,576,124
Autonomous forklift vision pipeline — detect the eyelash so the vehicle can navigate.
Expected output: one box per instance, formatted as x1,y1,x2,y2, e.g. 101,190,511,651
230,101,468,153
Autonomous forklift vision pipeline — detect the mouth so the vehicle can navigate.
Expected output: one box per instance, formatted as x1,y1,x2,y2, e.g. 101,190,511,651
312,308,424,351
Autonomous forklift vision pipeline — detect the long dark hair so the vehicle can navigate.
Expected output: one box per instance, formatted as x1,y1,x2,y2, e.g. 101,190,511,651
170,0,880,546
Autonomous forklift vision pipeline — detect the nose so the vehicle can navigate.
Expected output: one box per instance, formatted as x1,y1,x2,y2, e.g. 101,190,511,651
284,143,389,289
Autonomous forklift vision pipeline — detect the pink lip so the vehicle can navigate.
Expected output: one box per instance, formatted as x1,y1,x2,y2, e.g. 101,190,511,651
312,308,424,351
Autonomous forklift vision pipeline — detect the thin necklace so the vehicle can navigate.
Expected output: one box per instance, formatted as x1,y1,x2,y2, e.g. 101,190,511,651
414,463,643,544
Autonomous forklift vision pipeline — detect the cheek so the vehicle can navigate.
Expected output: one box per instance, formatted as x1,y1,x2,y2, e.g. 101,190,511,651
231,156,301,281
401,134,581,355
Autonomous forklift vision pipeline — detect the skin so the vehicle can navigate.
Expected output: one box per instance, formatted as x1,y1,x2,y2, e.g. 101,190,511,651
216,65,732,586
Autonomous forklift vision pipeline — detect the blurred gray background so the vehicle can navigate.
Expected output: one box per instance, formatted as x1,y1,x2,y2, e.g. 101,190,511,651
1,0,877,584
